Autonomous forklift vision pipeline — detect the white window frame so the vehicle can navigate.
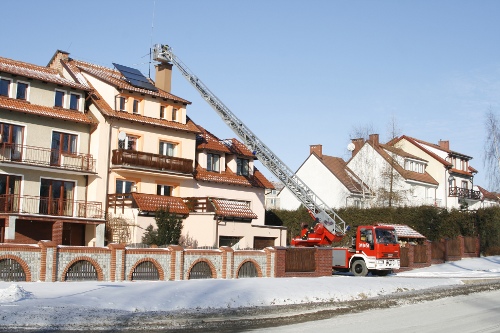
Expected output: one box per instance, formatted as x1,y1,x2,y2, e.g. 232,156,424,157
54,89,66,108
159,141,175,156
156,184,173,196
69,92,82,111
207,153,220,172
0,77,12,98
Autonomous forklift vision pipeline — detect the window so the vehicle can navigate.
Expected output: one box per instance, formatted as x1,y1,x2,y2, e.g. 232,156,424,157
172,108,178,121
69,93,80,110
159,141,175,156
156,184,172,196
462,180,468,189
160,106,165,119
0,78,11,97
118,96,126,111
51,132,77,166
0,122,24,160
116,179,135,196
237,158,249,176
132,99,139,114
16,82,28,100
54,90,65,107
118,134,138,150
39,178,75,216
207,153,220,172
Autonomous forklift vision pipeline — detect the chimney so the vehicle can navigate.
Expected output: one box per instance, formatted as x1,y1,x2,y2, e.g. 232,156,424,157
310,144,323,159
438,140,449,150
369,134,379,146
155,63,173,92
351,138,364,157
47,50,70,75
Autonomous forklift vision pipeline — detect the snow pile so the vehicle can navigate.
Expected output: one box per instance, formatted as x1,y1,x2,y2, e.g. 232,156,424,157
0,284,33,303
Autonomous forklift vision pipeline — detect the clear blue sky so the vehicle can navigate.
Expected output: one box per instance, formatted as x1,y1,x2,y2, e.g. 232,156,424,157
3,0,500,189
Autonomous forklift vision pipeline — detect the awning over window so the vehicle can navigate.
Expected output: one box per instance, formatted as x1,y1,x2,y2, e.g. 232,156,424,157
131,193,190,215
210,198,258,220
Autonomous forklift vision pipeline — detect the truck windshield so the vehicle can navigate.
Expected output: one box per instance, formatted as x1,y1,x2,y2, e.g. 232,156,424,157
375,229,398,244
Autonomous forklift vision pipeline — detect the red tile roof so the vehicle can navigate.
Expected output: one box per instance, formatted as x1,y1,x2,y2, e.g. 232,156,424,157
210,198,258,219
317,154,371,194
223,138,256,158
0,56,89,91
378,223,426,239
68,59,190,104
131,193,190,215
194,165,273,189
0,95,96,125
476,186,499,201
196,126,231,153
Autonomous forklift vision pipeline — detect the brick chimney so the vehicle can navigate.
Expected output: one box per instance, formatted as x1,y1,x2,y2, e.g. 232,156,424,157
351,138,364,157
369,134,379,146
438,140,449,150
47,50,70,75
155,63,173,92
310,144,323,159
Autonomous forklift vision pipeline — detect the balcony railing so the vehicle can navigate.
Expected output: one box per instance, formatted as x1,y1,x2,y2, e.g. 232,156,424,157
183,197,214,213
0,194,104,219
0,143,96,173
449,186,481,200
112,149,193,174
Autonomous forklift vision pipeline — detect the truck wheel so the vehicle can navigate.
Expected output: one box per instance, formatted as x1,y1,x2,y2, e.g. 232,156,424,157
351,260,368,276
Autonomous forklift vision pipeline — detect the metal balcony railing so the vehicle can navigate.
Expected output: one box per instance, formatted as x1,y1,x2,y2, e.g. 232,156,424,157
112,149,193,174
0,143,96,173
0,194,104,219
449,186,481,200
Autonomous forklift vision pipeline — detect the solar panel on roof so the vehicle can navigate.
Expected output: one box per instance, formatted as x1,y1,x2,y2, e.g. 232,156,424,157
112,63,158,92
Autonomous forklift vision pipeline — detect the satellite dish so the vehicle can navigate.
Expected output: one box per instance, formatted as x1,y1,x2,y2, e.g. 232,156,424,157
118,131,126,141
347,142,355,151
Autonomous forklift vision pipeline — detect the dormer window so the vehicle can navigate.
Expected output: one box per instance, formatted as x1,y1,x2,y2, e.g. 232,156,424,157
405,160,424,173
69,93,81,110
207,153,220,172
16,82,28,100
237,158,249,176
172,108,178,121
54,90,65,107
1,78,11,97
160,105,165,119
118,96,126,111
132,99,140,114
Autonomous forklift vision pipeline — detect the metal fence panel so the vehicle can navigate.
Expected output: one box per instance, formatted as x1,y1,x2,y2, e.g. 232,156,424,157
238,261,258,278
132,261,159,281
189,261,212,279
65,260,98,281
0,259,26,282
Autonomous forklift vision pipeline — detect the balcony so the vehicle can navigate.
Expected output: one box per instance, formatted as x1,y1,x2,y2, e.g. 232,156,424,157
0,194,104,219
449,187,481,200
0,143,96,173
112,149,193,174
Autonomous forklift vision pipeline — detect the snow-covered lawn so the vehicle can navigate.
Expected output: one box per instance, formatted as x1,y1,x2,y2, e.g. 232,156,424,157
0,256,499,330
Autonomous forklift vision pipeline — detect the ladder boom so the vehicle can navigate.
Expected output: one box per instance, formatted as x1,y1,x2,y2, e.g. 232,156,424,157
153,44,346,237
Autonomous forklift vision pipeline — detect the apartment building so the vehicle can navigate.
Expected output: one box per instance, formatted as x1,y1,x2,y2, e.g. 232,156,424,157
0,56,105,246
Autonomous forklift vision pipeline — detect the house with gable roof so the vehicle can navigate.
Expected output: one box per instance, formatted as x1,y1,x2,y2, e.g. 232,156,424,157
0,55,105,246
278,144,371,211
347,134,439,207
388,135,480,209
49,50,283,249
184,126,285,249
473,185,499,209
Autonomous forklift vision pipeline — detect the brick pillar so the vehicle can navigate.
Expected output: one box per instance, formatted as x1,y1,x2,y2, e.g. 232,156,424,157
316,247,333,276
219,246,234,279
108,243,126,282
52,221,63,245
39,240,58,282
168,245,184,281
272,247,286,277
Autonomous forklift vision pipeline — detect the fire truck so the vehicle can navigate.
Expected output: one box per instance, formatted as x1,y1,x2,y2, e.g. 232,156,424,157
153,44,400,276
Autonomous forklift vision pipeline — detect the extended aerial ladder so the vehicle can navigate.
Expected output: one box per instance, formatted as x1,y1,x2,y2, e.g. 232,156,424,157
153,44,347,245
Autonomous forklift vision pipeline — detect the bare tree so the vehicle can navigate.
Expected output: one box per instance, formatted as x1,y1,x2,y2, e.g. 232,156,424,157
484,108,500,191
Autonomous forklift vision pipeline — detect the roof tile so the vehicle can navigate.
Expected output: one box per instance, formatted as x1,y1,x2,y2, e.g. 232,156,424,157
131,193,190,215
210,198,258,219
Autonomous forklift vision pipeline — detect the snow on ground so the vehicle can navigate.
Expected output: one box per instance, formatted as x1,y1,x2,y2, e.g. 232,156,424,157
0,256,499,330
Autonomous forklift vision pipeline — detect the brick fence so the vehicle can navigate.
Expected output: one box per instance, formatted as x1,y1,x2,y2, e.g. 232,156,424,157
0,242,334,282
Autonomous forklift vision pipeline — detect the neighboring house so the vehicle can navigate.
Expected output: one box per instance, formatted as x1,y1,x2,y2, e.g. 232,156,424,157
473,185,499,209
49,50,284,249
347,134,439,207
0,56,106,246
184,126,285,249
265,181,284,210
389,136,479,209
278,144,371,210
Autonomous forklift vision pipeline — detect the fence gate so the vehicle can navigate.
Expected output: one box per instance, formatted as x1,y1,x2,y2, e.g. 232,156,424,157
65,260,98,281
132,261,159,281
285,248,316,272
238,261,258,278
0,258,26,281
189,261,212,279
